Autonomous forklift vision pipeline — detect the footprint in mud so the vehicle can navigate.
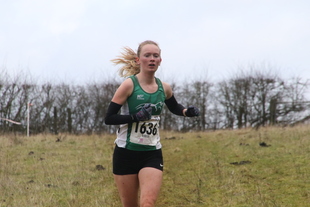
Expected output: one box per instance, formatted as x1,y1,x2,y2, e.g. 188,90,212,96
230,160,252,165
259,142,271,147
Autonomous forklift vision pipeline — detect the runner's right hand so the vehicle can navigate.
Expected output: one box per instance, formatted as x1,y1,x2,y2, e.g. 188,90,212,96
132,103,152,121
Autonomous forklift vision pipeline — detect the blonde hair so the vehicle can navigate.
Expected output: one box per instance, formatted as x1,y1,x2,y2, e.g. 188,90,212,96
111,40,160,77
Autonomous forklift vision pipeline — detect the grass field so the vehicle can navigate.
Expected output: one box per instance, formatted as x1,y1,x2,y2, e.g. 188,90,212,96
1,126,309,207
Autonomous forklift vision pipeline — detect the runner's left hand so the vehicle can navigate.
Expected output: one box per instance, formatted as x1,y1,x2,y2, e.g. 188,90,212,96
185,106,200,117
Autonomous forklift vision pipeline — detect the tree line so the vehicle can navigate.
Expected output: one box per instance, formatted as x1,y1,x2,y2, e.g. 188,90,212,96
0,68,309,135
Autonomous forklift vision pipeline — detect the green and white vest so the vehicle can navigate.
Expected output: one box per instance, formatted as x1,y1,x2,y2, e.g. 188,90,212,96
115,75,166,151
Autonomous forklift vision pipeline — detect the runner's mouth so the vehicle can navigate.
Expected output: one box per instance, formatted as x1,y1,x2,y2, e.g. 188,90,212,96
149,64,155,67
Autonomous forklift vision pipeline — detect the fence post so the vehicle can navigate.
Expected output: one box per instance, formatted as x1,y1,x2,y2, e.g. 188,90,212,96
270,98,277,125
54,106,58,135
67,108,72,134
27,102,31,137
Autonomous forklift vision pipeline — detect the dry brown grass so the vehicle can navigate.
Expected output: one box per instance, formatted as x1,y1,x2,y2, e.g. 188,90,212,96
1,125,309,206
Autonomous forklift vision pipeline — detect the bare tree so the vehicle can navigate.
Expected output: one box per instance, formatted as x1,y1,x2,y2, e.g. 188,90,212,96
276,77,309,125
249,70,283,127
0,72,34,133
217,68,284,129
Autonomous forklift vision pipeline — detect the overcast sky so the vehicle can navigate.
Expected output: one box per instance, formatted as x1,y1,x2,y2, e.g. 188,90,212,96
1,0,310,85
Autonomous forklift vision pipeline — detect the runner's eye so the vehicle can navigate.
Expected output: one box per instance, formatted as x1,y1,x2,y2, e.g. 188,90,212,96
144,53,160,58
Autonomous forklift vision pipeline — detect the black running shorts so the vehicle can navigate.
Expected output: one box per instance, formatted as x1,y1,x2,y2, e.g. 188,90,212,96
113,145,164,175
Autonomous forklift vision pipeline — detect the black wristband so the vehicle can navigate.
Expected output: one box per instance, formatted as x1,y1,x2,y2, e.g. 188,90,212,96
131,114,138,122
164,95,185,116
104,102,134,125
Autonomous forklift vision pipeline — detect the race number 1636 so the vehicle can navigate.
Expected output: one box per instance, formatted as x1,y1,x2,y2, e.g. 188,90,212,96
134,122,158,135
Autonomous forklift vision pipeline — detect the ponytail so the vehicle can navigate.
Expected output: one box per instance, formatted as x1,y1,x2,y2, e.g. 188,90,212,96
111,47,140,77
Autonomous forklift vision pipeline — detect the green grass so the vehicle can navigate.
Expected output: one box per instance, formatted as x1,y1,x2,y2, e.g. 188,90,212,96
1,126,309,206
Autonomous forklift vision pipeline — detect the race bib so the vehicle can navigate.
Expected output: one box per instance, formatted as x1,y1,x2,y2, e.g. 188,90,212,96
129,116,160,146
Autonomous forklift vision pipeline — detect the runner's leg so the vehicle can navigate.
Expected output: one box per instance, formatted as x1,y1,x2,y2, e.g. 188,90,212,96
138,168,163,207
114,174,139,207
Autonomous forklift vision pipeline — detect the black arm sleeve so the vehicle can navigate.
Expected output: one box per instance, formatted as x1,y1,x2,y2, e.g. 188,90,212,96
164,95,186,116
104,102,134,125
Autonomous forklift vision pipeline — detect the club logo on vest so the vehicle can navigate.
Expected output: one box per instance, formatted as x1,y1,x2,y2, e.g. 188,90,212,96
137,94,144,100
136,102,164,112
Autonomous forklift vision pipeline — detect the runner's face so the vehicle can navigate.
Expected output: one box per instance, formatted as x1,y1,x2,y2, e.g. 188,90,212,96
137,44,161,72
